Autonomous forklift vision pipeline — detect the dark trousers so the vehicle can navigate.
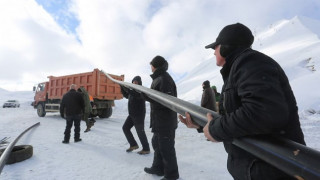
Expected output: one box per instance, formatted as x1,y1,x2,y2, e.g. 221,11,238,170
83,113,90,128
151,130,179,179
64,114,81,141
122,116,150,151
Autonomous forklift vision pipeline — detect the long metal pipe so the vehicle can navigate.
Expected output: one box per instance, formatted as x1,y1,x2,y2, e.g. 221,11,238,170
103,70,320,180
0,122,40,174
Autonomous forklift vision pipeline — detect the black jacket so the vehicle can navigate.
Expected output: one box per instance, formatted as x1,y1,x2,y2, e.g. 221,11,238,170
149,64,178,132
60,89,85,116
121,76,146,122
209,48,305,179
201,86,217,112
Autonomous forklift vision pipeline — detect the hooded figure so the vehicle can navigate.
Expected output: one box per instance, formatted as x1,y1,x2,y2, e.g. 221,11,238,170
78,87,94,132
121,76,150,155
211,85,221,102
201,80,217,112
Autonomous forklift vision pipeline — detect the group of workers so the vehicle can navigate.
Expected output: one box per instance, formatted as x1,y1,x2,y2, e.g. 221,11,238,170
59,23,305,180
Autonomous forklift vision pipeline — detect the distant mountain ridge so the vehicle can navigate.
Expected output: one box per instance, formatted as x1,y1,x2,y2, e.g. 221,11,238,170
0,87,8,93
296,16,320,38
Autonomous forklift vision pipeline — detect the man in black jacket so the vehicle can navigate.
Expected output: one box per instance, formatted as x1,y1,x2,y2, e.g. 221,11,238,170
179,23,305,180
201,80,217,112
60,84,85,144
144,56,179,180
121,76,150,154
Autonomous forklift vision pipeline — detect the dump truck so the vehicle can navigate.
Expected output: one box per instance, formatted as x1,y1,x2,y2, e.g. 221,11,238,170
33,68,124,118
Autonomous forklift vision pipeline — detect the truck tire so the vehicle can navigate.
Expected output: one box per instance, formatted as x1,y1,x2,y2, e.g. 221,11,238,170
0,145,33,164
99,107,112,118
37,104,46,117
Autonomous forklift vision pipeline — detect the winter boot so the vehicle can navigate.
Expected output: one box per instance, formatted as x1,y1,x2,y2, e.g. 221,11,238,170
126,145,139,152
89,118,96,127
138,150,150,155
144,167,164,176
84,128,91,133
62,137,69,144
75,138,82,142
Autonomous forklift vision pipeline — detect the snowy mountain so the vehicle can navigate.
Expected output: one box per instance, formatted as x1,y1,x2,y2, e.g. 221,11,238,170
177,16,320,111
0,87,8,93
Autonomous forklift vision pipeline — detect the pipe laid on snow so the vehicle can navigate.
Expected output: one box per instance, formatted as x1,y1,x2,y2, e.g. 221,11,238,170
0,122,40,174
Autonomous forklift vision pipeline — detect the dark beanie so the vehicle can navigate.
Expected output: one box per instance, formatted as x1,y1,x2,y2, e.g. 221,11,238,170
203,80,210,87
150,55,167,68
132,76,142,85
205,23,254,49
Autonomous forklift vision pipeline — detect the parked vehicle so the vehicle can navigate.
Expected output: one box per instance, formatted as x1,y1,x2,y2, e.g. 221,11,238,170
3,100,20,108
32,68,124,118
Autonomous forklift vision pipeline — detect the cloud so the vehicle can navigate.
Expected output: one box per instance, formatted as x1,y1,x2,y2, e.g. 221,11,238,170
0,0,320,90
0,0,92,91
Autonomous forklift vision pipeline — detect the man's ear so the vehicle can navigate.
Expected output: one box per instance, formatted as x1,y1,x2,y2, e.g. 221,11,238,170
220,45,238,58
219,45,229,58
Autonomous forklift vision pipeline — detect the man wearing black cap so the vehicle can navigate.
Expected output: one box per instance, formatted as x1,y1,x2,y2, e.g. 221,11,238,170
144,55,179,180
179,23,305,180
201,80,217,112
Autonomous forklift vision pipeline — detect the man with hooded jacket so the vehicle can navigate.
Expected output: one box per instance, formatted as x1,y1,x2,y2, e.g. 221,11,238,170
144,55,179,180
77,87,94,132
121,76,150,154
201,80,217,112
179,23,305,180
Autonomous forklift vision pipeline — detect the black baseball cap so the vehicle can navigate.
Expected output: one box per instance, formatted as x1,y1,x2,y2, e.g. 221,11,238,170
205,23,254,49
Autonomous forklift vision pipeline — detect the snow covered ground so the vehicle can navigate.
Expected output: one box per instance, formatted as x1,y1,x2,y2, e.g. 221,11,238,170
0,99,232,180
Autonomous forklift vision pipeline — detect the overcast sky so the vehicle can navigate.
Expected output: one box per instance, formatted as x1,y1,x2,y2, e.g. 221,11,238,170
1,0,320,91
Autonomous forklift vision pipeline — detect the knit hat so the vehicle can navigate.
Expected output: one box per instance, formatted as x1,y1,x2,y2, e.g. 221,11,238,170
205,23,254,49
132,76,142,85
203,80,210,87
150,55,167,68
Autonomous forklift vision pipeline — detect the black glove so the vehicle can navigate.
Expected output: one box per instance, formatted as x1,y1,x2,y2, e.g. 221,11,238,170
120,86,128,94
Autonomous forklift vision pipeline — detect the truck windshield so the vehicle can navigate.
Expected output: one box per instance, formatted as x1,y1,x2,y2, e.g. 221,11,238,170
37,84,45,92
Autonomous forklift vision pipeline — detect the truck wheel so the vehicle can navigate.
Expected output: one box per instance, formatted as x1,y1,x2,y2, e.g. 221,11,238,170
37,104,46,117
0,145,33,164
99,107,112,118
